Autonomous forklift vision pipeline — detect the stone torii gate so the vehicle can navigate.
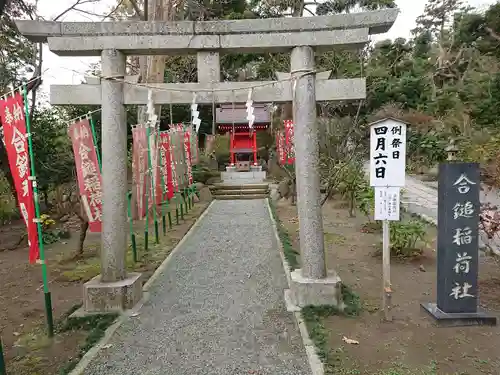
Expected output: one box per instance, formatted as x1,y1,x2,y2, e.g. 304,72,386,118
16,9,397,313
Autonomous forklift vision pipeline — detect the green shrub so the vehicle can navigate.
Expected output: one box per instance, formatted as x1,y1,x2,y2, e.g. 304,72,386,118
389,220,426,257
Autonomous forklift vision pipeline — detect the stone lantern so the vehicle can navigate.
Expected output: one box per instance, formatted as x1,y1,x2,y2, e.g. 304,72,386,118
446,141,459,161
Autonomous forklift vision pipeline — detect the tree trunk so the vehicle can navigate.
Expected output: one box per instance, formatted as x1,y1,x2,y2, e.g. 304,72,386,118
77,220,89,256
0,143,19,209
137,0,180,124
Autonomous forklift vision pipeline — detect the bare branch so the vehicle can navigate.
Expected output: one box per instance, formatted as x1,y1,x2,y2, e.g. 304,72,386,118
52,0,99,21
129,0,144,19
102,0,127,20
303,6,315,16
71,7,103,18
320,100,364,206
15,0,36,20
485,27,500,42
29,42,43,123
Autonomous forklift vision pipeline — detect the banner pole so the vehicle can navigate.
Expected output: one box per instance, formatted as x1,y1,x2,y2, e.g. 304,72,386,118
143,127,150,250
22,86,54,338
88,114,102,171
0,337,6,375
179,176,185,220
154,130,160,243
158,132,167,235
127,191,137,262
176,131,184,221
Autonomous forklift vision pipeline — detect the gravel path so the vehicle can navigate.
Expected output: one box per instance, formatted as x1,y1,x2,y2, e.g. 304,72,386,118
83,199,311,375
401,176,438,223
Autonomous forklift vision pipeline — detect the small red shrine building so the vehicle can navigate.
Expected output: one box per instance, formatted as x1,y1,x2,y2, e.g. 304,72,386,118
216,103,270,170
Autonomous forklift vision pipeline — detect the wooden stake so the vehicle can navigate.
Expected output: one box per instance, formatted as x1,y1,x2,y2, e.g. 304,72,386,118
382,220,392,321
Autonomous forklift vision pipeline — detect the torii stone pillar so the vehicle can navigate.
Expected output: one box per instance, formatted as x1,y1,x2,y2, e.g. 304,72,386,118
288,46,342,308
83,49,143,313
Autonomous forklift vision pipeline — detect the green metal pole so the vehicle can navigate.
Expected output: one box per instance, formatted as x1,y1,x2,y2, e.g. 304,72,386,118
179,179,185,220
88,114,102,171
127,192,137,263
144,125,151,251
158,132,167,236
0,337,6,375
23,86,54,338
153,132,160,243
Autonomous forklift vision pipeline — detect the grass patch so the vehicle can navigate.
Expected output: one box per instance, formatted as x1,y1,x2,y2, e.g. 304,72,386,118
325,232,347,245
302,284,440,375
374,361,438,375
268,198,300,270
302,284,361,372
10,304,118,375
56,307,119,375
60,258,101,282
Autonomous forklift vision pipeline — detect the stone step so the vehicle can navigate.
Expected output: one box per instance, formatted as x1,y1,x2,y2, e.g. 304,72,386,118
214,194,268,200
211,183,269,190
213,189,269,196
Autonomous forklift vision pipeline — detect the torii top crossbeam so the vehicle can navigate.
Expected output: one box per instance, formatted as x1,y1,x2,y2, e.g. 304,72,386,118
16,9,398,56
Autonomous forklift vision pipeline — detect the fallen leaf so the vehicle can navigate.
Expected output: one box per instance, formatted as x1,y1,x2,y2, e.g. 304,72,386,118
102,344,113,349
342,336,359,345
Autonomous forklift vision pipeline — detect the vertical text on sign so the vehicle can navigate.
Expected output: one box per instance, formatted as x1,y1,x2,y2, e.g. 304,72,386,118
159,131,174,200
369,119,407,187
374,186,400,221
284,120,295,164
132,125,148,219
276,131,285,165
69,119,103,233
437,163,480,314
147,128,162,207
169,127,179,193
0,93,40,263
184,128,193,185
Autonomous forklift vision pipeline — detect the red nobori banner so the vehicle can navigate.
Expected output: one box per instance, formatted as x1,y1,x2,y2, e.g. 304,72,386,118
184,129,193,185
69,119,102,232
0,93,39,263
169,127,180,193
132,125,148,219
148,128,162,207
190,128,199,165
276,130,286,165
284,119,295,164
159,131,174,200
132,126,146,218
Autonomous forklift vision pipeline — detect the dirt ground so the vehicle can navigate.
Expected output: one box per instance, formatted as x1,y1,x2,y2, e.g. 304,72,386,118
0,194,211,375
276,199,500,375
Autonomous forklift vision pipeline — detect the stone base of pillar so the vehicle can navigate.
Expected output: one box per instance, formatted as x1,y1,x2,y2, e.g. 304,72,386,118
82,272,143,314
290,268,344,308
250,165,262,172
